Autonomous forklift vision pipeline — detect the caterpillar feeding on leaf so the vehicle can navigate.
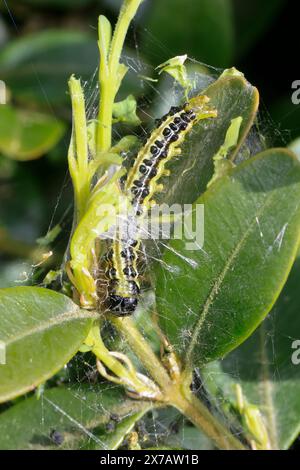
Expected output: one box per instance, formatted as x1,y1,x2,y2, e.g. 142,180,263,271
102,95,217,316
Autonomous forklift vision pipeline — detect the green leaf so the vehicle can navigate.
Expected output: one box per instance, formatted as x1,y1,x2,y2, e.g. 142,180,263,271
202,255,300,449
289,138,300,161
9,0,94,9
271,96,300,144
207,116,243,188
155,149,300,366
0,287,97,403
143,0,234,67
0,105,65,160
0,30,98,106
0,384,151,449
159,74,259,206
112,95,141,126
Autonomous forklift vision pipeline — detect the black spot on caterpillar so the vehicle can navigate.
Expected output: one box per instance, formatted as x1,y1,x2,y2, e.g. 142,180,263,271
103,95,217,316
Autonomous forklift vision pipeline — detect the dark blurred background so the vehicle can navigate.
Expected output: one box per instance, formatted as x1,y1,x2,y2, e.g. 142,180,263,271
0,0,299,286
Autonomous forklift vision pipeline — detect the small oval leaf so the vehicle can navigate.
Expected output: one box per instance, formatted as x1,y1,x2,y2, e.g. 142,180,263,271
0,287,97,403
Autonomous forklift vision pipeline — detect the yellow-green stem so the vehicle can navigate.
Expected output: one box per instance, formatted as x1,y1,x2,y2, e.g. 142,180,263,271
97,81,114,152
68,76,91,220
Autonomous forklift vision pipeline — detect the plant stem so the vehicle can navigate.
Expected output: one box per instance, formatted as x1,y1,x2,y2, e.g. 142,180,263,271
112,317,246,450
97,0,144,152
87,325,135,381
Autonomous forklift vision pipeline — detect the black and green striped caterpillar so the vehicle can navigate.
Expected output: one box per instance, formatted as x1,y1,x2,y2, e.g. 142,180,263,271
103,95,217,316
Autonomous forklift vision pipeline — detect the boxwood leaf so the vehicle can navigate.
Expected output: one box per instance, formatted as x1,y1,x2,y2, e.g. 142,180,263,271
159,74,259,206
0,105,65,160
0,287,98,403
155,149,300,366
0,30,98,106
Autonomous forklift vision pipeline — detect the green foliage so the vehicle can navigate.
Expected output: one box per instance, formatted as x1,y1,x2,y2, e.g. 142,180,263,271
0,105,65,161
156,149,300,365
202,255,300,449
0,384,150,449
0,30,98,106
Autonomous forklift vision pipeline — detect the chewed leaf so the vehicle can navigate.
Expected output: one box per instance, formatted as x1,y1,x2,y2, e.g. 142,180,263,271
112,95,141,126
0,287,97,403
0,384,151,449
155,149,300,366
0,105,65,161
220,67,245,79
156,55,192,93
